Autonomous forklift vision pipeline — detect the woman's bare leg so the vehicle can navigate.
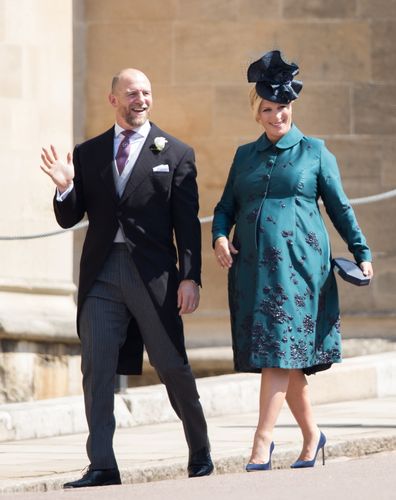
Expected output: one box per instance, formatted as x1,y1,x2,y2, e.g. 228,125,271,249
249,368,289,463
286,369,320,460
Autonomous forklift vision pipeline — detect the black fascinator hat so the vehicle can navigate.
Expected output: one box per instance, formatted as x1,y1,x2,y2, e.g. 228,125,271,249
247,50,303,103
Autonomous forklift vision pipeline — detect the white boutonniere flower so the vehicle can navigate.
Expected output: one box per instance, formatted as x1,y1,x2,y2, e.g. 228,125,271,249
153,136,168,152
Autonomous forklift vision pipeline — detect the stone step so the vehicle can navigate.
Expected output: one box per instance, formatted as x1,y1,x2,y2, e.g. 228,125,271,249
0,351,395,442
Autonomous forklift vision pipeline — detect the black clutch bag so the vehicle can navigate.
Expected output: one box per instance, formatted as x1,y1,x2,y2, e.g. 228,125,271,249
332,258,371,286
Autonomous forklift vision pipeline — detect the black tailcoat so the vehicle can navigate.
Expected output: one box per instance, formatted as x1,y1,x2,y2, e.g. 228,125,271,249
54,122,201,374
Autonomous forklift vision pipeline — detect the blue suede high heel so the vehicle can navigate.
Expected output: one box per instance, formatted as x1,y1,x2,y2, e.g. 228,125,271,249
245,442,275,471
290,431,326,468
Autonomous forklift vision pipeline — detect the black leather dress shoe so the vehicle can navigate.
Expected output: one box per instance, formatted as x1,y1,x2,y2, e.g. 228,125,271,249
188,447,214,478
63,467,121,488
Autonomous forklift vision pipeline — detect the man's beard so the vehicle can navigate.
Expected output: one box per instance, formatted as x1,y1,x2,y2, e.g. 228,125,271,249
124,108,150,127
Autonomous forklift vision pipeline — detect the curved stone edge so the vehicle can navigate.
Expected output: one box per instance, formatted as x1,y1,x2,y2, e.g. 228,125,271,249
0,352,395,442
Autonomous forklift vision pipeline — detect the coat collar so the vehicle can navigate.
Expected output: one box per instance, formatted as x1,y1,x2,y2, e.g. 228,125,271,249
256,123,304,151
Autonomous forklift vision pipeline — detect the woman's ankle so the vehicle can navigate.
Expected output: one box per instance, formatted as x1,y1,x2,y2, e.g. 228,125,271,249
249,431,273,462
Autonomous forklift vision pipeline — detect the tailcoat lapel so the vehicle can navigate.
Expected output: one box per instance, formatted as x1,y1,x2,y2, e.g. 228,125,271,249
98,127,118,202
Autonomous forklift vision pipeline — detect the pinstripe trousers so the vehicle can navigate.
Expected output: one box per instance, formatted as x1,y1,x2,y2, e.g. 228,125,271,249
79,244,209,469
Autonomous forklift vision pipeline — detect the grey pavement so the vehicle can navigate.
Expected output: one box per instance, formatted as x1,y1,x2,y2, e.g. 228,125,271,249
0,350,396,495
2,451,396,500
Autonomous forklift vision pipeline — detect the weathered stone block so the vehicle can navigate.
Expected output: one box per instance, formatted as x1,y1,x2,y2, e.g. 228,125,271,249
5,0,70,44
364,256,396,312
324,137,383,186
0,338,82,403
0,0,4,41
177,0,238,20
150,85,214,138
309,365,377,404
353,84,396,134
175,20,370,84
198,374,260,416
0,348,34,403
337,275,376,312
276,21,370,82
123,385,175,425
200,189,230,229
176,0,281,21
371,21,396,82
377,354,396,396
237,0,281,18
87,23,172,85
358,0,396,18
85,90,114,139
0,104,12,147
342,177,383,199
34,353,69,400
0,45,22,98
283,0,357,18
67,354,82,396
174,22,254,83
193,136,246,189
213,85,263,137
175,21,288,85
325,137,384,176
382,141,396,187
374,268,396,308
85,0,178,21
0,396,87,441
293,84,351,135
360,201,396,254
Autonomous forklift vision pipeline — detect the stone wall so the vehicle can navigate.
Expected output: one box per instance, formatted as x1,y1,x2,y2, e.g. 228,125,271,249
82,0,396,316
0,0,77,402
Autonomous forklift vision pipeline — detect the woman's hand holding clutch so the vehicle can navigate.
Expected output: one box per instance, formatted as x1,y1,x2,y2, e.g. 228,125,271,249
359,261,374,278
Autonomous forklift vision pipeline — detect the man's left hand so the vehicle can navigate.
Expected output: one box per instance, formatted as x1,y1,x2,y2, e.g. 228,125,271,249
177,280,200,315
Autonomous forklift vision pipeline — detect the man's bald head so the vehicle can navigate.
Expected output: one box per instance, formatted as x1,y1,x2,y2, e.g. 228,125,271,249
111,68,150,94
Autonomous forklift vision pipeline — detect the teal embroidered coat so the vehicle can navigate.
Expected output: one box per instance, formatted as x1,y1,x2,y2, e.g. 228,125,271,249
212,125,371,373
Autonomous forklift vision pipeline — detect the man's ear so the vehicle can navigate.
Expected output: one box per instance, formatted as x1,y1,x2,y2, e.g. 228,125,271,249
108,93,117,108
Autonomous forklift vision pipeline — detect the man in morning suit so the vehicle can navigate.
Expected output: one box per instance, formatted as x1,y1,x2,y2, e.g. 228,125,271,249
40,68,213,488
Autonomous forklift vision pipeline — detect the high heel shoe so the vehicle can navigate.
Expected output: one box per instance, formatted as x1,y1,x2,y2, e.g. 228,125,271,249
245,442,275,471
290,431,326,468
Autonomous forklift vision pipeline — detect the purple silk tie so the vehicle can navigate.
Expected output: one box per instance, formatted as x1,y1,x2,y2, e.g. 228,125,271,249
115,130,135,175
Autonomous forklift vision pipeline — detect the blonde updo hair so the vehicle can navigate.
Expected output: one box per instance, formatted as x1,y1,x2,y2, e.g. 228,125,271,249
249,87,263,123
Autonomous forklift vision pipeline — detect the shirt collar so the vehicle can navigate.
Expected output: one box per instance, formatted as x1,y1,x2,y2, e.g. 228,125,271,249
256,123,304,151
114,119,151,140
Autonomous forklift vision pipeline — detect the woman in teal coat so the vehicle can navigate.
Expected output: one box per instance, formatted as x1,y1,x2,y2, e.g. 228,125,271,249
212,51,373,471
